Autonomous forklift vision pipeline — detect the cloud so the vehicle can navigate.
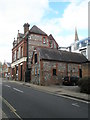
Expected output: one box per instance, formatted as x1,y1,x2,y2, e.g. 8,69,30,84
0,0,88,62
0,0,49,23
49,0,82,2
60,0,88,31
38,0,88,47
0,0,49,62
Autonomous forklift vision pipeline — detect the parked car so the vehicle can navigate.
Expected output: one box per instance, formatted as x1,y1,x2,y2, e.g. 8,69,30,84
62,76,79,86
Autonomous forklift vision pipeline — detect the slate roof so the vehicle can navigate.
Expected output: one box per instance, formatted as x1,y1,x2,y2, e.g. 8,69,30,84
5,62,11,67
30,25,47,36
7,62,11,67
37,47,88,63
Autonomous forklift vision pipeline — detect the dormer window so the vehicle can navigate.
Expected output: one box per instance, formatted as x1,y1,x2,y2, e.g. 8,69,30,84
43,37,46,44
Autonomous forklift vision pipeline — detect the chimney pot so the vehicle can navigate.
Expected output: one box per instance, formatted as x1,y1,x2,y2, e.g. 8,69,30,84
23,23,30,34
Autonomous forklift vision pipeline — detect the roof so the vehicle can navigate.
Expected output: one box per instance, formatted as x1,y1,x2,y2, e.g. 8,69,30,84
48,34,58,47
4,62,11,67
29,25,47,36
36,47,88,63
48,34,55,40
7,62,11,67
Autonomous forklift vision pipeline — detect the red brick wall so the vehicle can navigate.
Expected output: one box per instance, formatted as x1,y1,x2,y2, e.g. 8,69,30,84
12,39,27,62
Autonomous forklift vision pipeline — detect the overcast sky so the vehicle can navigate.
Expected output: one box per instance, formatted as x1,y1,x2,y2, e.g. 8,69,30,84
0,0,88,63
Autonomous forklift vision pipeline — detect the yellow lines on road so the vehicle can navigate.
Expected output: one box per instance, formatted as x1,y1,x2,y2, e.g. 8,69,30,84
0,96,23,120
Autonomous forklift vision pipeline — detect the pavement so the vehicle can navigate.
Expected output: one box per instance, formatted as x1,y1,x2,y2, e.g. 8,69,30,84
6,79,90,102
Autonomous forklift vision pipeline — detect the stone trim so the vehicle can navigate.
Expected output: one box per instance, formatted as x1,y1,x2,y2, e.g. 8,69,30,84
11,57,27,68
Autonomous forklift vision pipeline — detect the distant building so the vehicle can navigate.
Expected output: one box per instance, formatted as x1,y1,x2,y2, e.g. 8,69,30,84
0,62,2,77
2,62,11,79
71,37,90,61
11,23,58,82
59,28,90,61
31,47,87,85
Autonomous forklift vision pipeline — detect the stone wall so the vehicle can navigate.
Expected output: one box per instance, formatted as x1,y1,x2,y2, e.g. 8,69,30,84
28,34,49,68
31,56,81,85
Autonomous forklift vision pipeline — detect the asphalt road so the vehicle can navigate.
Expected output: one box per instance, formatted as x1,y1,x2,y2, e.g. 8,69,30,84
2,79,89,119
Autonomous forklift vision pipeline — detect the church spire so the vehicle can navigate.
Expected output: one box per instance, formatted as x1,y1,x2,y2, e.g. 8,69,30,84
75,27,79,41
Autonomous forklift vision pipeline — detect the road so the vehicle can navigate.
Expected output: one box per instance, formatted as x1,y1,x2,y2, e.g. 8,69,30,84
1,78,89,119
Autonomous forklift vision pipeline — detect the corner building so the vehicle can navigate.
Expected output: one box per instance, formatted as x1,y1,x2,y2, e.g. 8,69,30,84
11,23,58,82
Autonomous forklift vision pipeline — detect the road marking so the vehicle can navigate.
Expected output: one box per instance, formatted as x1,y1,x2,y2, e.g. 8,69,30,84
2,97,16,112
0,96,22,120
13,88,23,93
72,103,80,107
5,85,11,88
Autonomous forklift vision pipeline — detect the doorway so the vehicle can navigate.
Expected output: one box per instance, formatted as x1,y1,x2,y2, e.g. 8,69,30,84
21,65,22,81
79,69,82,78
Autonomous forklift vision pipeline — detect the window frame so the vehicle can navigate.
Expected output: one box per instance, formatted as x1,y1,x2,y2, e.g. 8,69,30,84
53,68,57,76
35,53,37,63
42,37,46,44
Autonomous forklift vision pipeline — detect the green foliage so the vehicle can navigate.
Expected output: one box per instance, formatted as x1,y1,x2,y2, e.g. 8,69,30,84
78,77,90,94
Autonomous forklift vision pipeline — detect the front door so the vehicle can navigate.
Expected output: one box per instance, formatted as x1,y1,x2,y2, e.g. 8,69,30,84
25,69,31,82
79,69,82,78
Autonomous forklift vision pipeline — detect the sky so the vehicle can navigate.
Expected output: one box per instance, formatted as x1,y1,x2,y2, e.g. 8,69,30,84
0,0,88,63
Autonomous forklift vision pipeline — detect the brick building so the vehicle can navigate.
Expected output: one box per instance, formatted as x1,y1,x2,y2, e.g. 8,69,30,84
0,62,2,77
31,47,88,85
2,62,11,79
11,23,58,81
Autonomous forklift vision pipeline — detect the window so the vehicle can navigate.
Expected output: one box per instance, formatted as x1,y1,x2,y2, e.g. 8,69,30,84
35,68,37,76
43,37,46,44
21,47,23,57
13,52,15,61
88,40,90,45
17,49,19,59
35,54,37,63
53,69,56,76
49,41,53,48
81,41,86,47
54,42,56,48
18,47,20,58
15,51,16,61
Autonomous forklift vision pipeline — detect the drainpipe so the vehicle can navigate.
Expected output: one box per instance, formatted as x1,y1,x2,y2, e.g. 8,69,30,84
25,34,29,82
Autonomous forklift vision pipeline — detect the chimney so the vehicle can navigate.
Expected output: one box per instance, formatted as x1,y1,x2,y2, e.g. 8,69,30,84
23,23,30,34
13,38,17,47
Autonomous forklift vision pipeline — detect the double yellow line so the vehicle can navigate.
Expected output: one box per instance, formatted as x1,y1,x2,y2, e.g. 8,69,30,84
0,96,23,120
